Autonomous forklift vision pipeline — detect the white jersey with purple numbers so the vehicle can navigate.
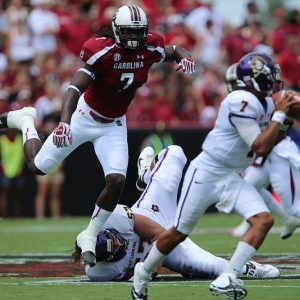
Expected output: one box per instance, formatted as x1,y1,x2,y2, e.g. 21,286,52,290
193,90,275,175
85,204,152,281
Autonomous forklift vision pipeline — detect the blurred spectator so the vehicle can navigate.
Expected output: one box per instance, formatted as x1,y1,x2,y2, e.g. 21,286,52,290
252,22,273,56
150,85,177,123
10,89,33,111
198,91,221,128
177,87,201,124
5,11,35,65
34,81,62,128
139,120,174,156
216,21,253,68
59,3,94,57
4,0,29,25
0,128,25,219
276,34,300,92
0,90,10,114
287,9,300,33
243,1,260,27
10,70,33,100
27,0,60,65
0,8,10,52
185,0,224,37
164,14,195,51
271,8,293,55
192,19,222,68
35,114,64,220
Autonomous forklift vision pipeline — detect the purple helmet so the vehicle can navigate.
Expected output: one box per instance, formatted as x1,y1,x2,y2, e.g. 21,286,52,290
236,52,284,94
95,229,129,262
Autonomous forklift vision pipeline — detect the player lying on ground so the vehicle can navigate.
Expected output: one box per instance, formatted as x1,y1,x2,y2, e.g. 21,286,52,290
71,145,280,281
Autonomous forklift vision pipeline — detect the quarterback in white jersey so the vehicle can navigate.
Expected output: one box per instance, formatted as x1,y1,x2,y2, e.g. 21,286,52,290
72,145,279,282
226,63,300,240
131,52,298,300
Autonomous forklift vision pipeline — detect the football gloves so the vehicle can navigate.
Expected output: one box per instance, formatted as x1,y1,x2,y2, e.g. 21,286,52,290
53,122,73,148
176,58,196,75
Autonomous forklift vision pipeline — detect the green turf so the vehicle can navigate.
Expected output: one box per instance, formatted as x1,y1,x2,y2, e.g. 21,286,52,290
1,213,300,300
1,277,300,300
2,212,299,255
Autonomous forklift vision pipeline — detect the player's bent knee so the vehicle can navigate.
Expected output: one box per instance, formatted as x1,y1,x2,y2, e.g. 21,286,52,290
168,145,187,166
106,173,126,188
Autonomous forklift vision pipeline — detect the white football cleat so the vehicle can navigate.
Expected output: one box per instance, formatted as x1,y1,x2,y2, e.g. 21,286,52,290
281,214,300,239
131,262,151,300
7,107,37,130
136,147,154,192
76,230,96,267
210,274,247,300
230,219,250,237
245,260,280,278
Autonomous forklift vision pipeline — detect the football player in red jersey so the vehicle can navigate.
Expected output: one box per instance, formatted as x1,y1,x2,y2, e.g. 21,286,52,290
0,5,196,267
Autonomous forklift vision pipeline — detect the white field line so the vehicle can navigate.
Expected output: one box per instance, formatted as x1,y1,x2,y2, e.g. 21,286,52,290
1,278,300,287
1,225,299,234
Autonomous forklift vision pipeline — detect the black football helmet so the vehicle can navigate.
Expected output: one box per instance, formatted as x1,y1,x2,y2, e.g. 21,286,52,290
236,52,284,94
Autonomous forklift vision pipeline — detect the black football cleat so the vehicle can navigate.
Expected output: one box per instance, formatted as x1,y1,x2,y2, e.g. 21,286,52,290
82,251,96,267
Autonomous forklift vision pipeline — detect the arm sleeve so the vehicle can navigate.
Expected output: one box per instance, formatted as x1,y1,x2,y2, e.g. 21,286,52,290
231,116,261,147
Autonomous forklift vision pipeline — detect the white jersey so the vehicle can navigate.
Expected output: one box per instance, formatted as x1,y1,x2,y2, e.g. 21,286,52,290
86,204,152,281
193,90,275,175
244,136,300,217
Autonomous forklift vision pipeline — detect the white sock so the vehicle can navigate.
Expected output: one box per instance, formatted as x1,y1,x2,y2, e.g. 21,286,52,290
85,205,112,237
223,241,256,277
89,204,111,225
143,243,166,273
22,127,40,145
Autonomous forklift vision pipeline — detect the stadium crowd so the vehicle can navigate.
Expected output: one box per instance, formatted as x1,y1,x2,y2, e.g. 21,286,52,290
0,1,300,220
0,0,299,130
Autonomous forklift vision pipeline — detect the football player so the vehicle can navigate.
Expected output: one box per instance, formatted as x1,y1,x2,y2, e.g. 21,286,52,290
226,63,300,239
131,52,298,300
0,5,196,268
71,145,279,281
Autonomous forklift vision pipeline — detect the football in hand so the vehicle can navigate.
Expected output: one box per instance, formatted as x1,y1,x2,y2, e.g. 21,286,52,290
272,90,300,118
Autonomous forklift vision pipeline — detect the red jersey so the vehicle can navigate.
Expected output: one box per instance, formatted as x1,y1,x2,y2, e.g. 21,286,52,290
80,32,165,118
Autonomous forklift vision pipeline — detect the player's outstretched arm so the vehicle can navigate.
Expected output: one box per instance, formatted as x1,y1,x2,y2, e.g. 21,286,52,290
164,46,196,75
133,214,165,242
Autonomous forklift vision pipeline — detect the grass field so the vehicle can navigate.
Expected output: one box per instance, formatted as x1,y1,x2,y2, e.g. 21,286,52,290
1,213,300,300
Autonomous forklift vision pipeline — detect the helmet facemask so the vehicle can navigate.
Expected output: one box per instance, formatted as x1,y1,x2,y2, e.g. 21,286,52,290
95,229,129,262
115,26,148,49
